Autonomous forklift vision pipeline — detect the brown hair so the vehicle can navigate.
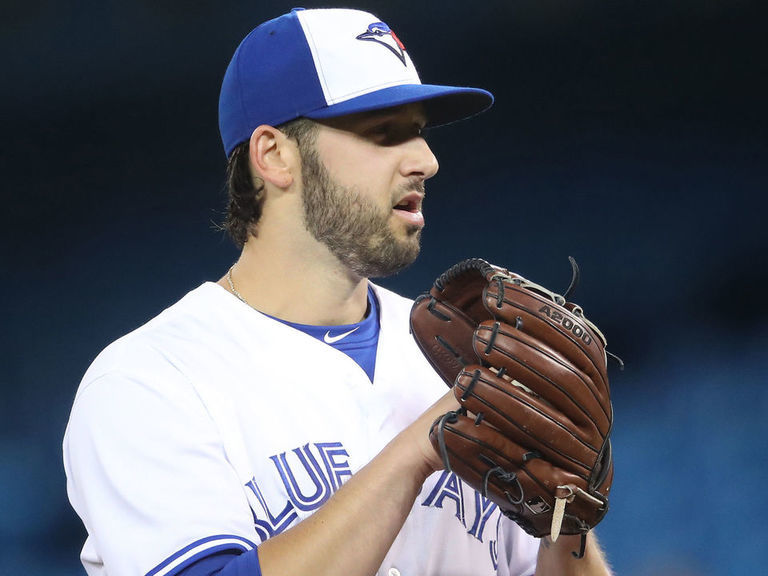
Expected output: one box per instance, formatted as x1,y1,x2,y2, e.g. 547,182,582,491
223,118,317,248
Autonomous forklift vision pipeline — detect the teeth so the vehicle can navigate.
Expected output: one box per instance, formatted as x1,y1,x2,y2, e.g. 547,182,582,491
394,194,422,211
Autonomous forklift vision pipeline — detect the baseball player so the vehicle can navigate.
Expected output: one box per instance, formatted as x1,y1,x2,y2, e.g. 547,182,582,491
63,8,612,576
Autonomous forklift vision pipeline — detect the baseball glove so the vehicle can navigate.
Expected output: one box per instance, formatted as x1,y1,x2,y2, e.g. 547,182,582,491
410,258,615,551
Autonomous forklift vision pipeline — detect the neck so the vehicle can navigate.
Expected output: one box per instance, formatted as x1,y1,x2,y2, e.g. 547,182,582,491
218,240,370,326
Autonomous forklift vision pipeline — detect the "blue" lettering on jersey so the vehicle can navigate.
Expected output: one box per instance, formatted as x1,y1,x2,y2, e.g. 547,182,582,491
244,442,500,568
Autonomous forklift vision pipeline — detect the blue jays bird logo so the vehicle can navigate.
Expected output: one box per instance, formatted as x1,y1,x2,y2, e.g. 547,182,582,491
356,22,407,66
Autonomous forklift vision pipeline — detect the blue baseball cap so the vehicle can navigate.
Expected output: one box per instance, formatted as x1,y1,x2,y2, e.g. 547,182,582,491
218,8,494,156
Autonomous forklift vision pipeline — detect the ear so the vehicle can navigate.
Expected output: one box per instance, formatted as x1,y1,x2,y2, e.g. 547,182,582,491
247,125,298,189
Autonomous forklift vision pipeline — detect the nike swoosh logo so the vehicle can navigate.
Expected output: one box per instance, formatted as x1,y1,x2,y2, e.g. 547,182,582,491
323,327,359,344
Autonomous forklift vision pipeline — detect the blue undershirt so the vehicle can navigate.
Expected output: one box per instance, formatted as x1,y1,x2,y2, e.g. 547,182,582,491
174,287,382,576
272,285,381,382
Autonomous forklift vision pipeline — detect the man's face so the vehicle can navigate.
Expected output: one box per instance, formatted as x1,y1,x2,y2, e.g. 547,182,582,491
299,104,439,278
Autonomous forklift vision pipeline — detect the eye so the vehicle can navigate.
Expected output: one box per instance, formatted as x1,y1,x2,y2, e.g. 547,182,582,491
366,122,426,145
369,122,393,137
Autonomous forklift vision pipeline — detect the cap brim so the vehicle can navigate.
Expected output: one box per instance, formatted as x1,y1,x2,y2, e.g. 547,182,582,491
304,84,493,127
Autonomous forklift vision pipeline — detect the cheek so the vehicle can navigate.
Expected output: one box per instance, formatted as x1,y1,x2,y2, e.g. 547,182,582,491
317,135,396,190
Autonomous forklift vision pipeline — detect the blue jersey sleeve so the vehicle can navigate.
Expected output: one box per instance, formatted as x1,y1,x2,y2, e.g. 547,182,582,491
175,548,261,576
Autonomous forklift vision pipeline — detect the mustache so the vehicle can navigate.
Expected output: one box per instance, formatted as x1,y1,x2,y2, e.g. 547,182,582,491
399,179,426,197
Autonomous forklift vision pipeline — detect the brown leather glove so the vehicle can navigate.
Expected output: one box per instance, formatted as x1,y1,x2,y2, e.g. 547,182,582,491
410,258,615,546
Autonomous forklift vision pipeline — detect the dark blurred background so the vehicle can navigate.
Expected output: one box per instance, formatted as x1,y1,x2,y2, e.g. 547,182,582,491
2,1,766,574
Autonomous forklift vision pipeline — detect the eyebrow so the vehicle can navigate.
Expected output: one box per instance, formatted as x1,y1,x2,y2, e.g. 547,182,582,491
319,104,427,134
358,106,428,127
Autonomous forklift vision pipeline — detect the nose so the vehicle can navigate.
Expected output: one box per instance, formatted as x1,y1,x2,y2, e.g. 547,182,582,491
400,136,439,181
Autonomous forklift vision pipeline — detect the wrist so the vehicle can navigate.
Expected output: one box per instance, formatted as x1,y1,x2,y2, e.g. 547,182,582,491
537,532,612,576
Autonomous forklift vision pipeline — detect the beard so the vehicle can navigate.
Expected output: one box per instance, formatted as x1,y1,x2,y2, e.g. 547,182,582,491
300,147,423,279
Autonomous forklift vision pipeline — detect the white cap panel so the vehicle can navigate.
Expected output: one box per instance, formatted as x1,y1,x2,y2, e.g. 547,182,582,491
297,9,422,106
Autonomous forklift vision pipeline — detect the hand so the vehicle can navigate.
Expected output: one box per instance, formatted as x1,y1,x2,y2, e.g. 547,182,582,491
396,390,461,477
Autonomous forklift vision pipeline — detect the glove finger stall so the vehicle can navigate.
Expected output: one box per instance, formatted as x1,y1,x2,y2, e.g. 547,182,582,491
483,281,610,401
410,293,482,386
473,321,611,437
429,411,605,537
454,367,598,477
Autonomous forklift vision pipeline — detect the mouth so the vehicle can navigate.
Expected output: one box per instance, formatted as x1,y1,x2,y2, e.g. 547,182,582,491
392,192,425,228
393,191,423,213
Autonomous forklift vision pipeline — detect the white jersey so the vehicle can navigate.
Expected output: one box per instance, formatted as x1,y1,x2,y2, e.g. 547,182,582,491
63,282,539,576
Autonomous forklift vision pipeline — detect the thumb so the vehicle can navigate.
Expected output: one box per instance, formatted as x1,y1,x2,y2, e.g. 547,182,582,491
406,390,461,474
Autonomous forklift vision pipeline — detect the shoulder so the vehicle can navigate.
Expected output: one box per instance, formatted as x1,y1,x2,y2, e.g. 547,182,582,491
74,283,230,402
64,285,234,475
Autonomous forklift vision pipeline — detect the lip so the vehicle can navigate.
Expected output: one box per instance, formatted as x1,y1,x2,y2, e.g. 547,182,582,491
392,191,424,212
392,191,425,228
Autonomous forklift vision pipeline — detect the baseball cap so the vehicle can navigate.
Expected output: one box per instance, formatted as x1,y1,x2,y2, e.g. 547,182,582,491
218,7,494,156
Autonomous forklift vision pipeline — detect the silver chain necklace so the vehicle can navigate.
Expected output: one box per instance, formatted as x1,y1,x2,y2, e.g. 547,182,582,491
226,265,250,306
